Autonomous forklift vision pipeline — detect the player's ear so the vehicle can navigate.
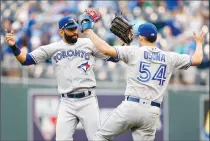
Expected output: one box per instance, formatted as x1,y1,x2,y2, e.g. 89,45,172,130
59,29,64,36
138,36,144,42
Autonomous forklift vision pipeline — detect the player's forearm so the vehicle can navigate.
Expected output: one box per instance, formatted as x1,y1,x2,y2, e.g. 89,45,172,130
84,29,117,57
16,53,27,63
191,43,203,66
10,44,36,65
10,44,26,63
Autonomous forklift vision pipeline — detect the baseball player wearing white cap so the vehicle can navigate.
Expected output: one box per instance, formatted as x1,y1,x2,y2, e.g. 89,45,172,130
4,15,118,141
82,19,205,140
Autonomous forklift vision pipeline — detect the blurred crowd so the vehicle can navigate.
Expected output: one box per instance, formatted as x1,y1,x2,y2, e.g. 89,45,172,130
1,0,209,86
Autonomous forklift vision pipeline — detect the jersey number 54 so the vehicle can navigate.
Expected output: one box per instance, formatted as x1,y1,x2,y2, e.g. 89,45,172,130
137,61,167,86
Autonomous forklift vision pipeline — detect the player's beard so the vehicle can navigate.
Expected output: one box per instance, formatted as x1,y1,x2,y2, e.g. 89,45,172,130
64,32,78,44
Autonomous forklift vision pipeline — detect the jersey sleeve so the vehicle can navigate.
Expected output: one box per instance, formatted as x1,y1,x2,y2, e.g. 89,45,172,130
171,52,192,70
114,46,136,64
29,45,52,64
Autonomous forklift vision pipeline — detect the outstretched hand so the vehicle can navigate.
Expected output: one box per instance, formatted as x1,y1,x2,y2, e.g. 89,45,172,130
193,30,205,44
5,29,16,46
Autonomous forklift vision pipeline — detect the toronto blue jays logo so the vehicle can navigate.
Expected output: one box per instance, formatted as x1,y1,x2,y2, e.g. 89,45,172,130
78,62,90,73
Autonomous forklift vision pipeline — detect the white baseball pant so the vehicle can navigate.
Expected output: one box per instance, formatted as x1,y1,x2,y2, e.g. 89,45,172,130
56,95,100,141
94,100,160,141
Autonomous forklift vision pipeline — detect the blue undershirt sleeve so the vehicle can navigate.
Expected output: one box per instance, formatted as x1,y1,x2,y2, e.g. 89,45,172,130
21,53,36,66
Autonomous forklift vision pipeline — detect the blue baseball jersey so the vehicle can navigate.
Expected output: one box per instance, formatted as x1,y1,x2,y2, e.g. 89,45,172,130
114,45,191,103
29,38,108,94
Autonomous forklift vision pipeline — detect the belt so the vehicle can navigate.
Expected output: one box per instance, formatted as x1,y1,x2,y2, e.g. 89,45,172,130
126,96,161,108
61,90,91,98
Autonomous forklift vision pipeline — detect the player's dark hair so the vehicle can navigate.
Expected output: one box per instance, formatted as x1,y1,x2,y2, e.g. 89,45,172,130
145,36,157,43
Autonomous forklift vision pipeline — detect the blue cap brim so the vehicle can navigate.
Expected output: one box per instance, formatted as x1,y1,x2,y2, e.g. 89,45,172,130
64,23,78,29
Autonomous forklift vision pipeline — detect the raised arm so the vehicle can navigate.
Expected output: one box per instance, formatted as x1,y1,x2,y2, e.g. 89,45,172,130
84,29,117,58
5,29,36,65
191,31,205,66
80,8,118,58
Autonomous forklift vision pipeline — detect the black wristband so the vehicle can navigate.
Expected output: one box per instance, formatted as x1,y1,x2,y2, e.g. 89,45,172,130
10,44,21,56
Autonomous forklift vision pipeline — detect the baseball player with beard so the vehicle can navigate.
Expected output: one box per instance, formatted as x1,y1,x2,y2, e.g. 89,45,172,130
81,14,205,140
4,14,118,141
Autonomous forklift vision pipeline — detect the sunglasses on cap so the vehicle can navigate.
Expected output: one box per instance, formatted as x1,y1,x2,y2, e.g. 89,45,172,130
61,19,79,30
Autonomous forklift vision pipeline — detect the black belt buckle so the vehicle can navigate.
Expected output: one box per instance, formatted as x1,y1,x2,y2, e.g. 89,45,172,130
62,91,91,98
69,92,84,98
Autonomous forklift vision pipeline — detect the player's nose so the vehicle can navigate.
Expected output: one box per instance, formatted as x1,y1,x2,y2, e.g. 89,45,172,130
74,29,79,34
